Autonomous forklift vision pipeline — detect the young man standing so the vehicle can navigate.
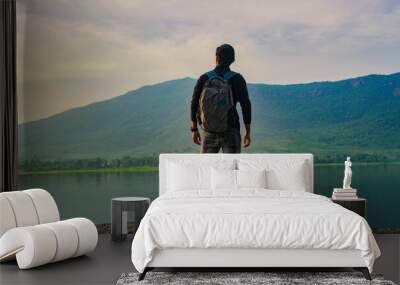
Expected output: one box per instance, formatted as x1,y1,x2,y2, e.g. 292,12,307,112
190,44,252,153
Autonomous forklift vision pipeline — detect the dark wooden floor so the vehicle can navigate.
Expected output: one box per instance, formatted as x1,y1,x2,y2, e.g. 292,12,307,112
0,234,134,285
0,234,399,285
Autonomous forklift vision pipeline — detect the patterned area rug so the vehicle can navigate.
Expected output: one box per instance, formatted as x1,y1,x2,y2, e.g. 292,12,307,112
117,271,396,285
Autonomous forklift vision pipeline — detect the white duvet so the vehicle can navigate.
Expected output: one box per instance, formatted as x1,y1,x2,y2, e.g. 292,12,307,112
131,190,380,273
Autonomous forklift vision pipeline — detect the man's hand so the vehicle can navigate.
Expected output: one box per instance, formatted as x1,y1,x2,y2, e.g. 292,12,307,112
243,132,251,148
192,130,201,145
243,124,251,148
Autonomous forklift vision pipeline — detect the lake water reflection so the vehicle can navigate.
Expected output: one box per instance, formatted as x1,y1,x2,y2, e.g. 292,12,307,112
19,163,400,230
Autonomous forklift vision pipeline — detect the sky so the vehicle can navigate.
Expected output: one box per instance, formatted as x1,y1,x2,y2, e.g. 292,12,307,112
17,0,400,123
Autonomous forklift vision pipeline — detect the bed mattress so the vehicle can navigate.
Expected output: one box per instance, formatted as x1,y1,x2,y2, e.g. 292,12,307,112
131,190,380,273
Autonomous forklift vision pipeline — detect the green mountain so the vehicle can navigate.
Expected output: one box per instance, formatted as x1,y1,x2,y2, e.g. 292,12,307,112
19,72,400,163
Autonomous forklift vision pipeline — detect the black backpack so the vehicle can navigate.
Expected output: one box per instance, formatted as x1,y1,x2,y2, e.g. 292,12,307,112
197,70,237,133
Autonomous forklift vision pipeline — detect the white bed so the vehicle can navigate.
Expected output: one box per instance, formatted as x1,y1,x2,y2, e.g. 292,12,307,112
131,154,380,280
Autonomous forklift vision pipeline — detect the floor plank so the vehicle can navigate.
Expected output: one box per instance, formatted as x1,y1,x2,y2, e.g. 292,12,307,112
374,234,400,284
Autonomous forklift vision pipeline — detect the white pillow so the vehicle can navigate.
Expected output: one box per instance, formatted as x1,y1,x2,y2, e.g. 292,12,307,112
236,169,267,189
167,162,209,191
237,159,307,191
167,159,235,192
211,168,236,190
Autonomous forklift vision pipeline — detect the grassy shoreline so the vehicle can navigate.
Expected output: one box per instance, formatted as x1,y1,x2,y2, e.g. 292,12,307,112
19,161,400,175
19,166,158,175
314,161,400,167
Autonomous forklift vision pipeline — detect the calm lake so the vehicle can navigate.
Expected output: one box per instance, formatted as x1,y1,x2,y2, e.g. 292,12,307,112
19,163,400,230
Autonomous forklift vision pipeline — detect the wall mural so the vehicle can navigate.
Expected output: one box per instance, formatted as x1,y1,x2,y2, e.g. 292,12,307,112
17,0,400,229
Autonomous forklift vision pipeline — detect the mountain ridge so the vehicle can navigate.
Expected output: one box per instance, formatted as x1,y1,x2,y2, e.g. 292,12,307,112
19,71,400,163
22,72,400,125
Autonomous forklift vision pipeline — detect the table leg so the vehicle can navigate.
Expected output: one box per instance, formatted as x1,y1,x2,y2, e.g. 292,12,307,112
111,202,123,241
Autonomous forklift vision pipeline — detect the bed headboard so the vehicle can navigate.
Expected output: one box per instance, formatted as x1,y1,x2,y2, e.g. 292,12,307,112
159,153,314,195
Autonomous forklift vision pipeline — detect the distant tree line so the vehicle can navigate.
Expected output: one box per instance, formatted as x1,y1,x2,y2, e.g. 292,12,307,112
19,151,399,172
20,155,158,172
314,152,399,164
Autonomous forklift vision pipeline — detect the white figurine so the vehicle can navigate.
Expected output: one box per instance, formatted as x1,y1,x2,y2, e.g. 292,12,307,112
342,156,352,189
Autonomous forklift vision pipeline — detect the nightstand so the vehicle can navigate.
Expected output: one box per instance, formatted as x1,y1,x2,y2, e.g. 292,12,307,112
331,198,366,218
111,197,150,242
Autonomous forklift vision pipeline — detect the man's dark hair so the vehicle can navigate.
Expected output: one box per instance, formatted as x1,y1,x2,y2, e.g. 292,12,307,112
216,44,235,66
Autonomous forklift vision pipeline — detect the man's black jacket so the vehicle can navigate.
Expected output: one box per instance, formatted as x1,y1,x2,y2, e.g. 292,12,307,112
190,65,251,132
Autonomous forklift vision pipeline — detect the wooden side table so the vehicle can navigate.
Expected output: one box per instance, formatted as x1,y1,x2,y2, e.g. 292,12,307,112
331,198,366,218
111,197,150,242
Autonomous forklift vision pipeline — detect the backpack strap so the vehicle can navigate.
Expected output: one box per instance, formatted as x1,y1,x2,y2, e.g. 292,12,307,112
223,71,237,80
206,70,218,79
206,70,237,80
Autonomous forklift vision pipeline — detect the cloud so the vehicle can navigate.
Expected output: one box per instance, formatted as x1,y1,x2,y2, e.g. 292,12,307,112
17,0,400,122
